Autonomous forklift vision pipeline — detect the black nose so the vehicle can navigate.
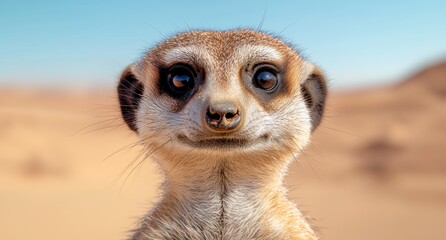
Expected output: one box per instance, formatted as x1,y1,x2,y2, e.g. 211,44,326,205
205,102,241,131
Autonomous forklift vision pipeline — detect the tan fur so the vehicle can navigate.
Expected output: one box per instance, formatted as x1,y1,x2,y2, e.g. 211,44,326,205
119,29,327,240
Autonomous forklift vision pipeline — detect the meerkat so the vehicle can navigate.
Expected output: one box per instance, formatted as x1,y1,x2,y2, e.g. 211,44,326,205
117,29,327,240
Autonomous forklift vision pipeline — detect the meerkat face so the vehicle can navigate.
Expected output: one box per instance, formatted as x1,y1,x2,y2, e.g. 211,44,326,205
117,30,327,160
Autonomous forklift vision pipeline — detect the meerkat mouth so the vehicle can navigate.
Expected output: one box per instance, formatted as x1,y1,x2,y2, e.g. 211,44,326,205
177,134,270,149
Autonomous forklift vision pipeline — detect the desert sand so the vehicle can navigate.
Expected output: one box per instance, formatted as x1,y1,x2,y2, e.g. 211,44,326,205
1,61,445,240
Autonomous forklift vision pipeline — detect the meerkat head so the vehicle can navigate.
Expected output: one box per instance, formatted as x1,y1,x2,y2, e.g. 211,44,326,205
117,29,327,165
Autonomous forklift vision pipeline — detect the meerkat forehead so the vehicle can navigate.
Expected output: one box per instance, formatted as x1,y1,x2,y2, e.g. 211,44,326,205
141,30,306,72
151,30,296,57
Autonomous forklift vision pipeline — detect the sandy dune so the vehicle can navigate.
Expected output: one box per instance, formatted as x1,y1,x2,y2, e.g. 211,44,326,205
1,61,445,239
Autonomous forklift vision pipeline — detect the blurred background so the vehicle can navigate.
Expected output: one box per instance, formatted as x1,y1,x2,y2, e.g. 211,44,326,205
1,1,445,239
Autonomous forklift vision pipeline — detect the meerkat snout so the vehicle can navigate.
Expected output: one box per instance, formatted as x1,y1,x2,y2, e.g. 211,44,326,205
205,101,242,131
117,29,327,239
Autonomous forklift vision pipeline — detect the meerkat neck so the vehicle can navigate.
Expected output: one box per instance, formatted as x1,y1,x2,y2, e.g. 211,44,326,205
163,156,287,198
156,156,288,220
136,155,316,239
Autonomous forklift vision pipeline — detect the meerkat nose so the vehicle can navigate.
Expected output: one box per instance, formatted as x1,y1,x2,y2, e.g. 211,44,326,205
205,101,241,131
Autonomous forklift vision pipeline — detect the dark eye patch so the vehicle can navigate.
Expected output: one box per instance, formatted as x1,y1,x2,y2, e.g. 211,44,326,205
240,62,290,110
159,63,200,100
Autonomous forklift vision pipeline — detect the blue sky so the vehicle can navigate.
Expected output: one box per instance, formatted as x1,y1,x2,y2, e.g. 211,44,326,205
1,1,445,90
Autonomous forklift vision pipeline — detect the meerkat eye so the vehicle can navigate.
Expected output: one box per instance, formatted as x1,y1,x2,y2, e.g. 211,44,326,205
167,65,195,93
170,73,192,89
253,68,278,91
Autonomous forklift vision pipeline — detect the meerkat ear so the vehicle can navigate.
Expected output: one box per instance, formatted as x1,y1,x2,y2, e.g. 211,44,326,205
117,65,144,132
300,66,328,131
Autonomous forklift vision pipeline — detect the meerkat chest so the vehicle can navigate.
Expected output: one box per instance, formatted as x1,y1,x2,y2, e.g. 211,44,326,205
139,185,287,240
